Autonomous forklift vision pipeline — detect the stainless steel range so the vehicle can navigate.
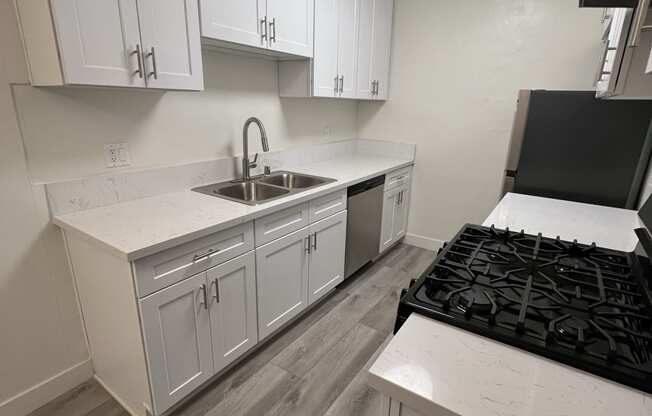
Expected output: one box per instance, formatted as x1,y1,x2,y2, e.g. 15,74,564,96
395,223,652,394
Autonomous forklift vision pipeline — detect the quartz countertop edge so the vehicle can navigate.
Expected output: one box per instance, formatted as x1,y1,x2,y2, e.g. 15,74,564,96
367,314,652,416
53,155,414,261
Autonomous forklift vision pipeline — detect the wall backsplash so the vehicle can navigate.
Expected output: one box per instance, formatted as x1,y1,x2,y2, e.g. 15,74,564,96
13,49,358,183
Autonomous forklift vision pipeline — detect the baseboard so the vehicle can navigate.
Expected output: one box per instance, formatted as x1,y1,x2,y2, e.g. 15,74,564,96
403,233,445,252
0,359,93,416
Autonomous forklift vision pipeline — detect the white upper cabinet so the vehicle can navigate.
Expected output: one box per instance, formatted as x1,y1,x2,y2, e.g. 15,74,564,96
47,0,145,87
359,0,393,100
593,6,652,99
337,0,359,98
16,0,203,90
279,0,394,100
267,0,314,56
200,0,314,58
137,0,204,90
313,0,341,97
199,0,266,48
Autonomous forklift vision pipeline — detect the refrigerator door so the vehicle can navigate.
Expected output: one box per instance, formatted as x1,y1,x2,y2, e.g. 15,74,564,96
510,90,652,209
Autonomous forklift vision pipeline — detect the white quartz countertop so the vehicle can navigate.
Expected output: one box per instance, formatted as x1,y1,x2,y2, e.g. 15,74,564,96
54,154,413,261
368,314,652,416
484,192,642,252
368,192,651,416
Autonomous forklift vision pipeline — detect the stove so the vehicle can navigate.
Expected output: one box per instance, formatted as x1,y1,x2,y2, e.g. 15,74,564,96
395,224,652,394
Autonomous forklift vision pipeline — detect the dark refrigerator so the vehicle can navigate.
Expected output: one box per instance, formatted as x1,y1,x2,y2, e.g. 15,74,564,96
503,90,652,209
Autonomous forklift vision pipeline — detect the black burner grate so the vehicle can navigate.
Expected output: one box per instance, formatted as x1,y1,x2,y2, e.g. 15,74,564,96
396,224,652,394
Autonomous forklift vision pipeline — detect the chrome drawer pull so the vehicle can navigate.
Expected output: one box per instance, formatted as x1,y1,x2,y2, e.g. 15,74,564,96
193,248,219,263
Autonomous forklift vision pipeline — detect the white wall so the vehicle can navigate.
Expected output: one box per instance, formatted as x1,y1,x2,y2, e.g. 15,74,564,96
358,0,604,248
14,50,357,183
0,1,91,414
1,2,357,414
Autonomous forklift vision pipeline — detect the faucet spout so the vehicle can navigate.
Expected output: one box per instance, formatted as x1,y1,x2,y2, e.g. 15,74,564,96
242,117,270,181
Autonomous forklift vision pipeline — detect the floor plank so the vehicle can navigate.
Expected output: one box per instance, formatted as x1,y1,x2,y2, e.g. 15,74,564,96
203,363,297,416
271,266,398,377
27,244,434,416
265,324,385,416
27,379,113,416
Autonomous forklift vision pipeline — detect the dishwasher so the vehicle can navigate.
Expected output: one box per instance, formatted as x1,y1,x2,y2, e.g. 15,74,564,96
345,175,386,278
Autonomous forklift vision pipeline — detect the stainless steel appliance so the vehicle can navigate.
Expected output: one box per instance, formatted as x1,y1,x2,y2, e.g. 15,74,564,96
345,175,385,278
503,90,652,208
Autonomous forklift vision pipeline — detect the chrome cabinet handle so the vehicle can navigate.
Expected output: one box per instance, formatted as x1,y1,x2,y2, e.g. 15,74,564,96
630,0,651,47
305,235,311,254
334,75,339,94
312,232,317,251
261,16,268,42
339,75,344,94
193,248,218,263
147,46,158,80
132,45,144,78
210,279,220,303
199,284,208,310
375,80,380,96
270,17,276,42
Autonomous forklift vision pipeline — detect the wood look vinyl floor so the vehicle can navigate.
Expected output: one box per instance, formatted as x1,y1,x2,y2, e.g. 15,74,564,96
28,244,434,416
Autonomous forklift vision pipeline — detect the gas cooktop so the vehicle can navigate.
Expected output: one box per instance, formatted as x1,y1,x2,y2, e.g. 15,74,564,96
395,224,652,394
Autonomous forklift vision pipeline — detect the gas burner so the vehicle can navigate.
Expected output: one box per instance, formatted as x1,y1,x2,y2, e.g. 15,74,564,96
555,316,592,342
449,276,497,316
396,224,652,395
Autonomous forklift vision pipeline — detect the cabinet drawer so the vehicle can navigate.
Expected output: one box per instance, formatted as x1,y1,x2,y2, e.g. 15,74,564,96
384,167,412,191
134,222,254,297
309,189,347,223
255,202,310,246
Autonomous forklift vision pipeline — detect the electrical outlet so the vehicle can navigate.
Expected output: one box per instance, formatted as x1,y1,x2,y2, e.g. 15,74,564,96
104,143,131,168
323,126,331,138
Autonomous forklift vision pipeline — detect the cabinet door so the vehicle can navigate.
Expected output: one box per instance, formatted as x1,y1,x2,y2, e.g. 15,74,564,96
355,0,375,99
595,8,631,97
337,0,359,98
207,251,258,372
314,0,340,97
256,227,310,340
393,185,410,241
138,0,204,90
199,0,267,49
267,0,314,57
379,187,400,253
308,211,347,305
140,273,213,414
50,0,145,87
369,0,393,100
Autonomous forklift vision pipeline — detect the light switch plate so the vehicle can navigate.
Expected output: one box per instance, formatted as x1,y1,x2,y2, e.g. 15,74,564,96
104,143,131,168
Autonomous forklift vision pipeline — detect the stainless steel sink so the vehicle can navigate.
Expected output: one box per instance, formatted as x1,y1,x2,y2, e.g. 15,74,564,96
193,181,290,205
258,172,329,189
192,171,336,205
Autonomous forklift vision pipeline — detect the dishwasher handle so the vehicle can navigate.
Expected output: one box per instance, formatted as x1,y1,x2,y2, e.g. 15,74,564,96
347,175,386,197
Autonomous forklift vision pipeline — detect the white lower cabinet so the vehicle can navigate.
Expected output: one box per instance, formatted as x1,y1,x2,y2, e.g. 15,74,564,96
380,183,410,253
308,210,347,304
140,251,258,415
207,251,258,372
256,227,311,340
140,273,214,415
256,210,348,340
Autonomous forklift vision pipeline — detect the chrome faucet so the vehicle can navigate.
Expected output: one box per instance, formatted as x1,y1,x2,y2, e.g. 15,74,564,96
242,117,270,181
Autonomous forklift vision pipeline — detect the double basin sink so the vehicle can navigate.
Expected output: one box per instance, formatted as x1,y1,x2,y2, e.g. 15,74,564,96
192,171,336,205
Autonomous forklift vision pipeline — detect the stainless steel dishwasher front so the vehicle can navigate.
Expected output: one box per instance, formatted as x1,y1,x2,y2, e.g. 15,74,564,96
344,175,386,278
